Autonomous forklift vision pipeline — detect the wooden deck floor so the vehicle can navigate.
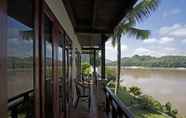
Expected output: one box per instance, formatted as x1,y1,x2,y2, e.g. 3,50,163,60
68,80,107,118
69,112,107,118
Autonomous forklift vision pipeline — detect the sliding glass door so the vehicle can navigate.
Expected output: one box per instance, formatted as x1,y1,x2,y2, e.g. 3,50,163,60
7,0,35,117
44,15,54,118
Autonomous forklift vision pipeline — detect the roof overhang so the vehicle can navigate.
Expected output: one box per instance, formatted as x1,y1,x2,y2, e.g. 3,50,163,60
62,0,137,48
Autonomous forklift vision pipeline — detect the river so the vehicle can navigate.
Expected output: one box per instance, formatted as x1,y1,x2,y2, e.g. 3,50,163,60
119,68,186,116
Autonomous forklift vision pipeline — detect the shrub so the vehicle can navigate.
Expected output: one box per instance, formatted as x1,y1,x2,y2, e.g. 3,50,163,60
82,63,93,77
164,102,172,113
105,67,116,81
140,95,162,111
129,86,142,97
163,102,178,118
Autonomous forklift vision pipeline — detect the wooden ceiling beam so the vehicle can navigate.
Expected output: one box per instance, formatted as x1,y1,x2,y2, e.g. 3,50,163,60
62,0,78,27
110,0,137,30
92,0,97,28
75,27,112,34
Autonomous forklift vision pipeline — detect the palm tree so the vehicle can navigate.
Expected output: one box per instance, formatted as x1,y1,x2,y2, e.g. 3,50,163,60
112,0,160,94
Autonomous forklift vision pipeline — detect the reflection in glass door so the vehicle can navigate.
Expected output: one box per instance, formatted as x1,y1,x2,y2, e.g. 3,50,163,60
58,33,64,114
64,37,73,116
7,0,35,117
44,15,53,118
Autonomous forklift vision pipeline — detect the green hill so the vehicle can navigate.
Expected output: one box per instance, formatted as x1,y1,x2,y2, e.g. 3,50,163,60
107,55,186,68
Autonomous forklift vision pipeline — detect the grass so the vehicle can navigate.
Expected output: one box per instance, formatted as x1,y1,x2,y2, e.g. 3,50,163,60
131,109,167,118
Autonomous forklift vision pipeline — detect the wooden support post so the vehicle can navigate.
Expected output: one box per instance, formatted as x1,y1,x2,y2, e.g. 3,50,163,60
101,35,106,80
63,34,66,117
0,0,8,117
93,49,97,82
34,0,45,117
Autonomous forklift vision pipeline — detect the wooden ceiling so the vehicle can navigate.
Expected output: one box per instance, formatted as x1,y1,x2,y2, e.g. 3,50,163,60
62,0,137,47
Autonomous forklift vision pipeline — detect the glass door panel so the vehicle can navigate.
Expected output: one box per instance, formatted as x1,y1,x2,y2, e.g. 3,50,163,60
7,0,35,117
44,15,53,118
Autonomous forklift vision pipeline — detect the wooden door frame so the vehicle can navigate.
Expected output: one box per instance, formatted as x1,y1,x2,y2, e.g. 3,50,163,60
0,0,8,117
42,2,66,118
0,0,67,117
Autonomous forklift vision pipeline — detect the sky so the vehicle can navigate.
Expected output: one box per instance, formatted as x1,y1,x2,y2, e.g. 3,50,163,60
106,0,186,61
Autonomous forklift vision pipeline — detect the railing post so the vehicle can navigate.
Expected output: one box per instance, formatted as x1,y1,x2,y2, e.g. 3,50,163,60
104,87,134,118
105,92,110,114
112,100,118,118
118,108,124,118
24,93,31,118
11,107,18,118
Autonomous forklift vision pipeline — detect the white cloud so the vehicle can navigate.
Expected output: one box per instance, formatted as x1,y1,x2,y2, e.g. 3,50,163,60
133,47,163,57
159,37,175,44
132,47,184,57
163,9,181,17
159,24,186,38
143,38,157,44
164,47,176,51
105,39,128,61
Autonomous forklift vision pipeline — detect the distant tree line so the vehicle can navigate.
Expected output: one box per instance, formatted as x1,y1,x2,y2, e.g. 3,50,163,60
8,57,33,69
108,55,186,68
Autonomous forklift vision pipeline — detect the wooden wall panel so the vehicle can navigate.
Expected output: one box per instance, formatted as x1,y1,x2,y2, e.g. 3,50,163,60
34,0,45,118
52,24,60,118
0,0,8,117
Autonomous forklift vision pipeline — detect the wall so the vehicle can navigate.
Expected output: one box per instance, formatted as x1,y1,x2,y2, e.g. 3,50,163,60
44,0,81,50
0,0,8,117
44,0,81,79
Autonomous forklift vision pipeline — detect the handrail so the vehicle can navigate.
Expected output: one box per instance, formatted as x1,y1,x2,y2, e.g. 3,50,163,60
8,89,34,118
105,87,134,118
8,89,34,103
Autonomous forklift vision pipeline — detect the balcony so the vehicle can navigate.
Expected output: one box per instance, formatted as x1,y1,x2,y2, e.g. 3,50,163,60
8,79,134,118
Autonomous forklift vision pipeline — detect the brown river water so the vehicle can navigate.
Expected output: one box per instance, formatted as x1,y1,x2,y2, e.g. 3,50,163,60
7,68,186,116
120,68,186,116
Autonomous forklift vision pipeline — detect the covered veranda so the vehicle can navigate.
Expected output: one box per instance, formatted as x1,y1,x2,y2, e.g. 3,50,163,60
0,0,137,118
63,0,137,117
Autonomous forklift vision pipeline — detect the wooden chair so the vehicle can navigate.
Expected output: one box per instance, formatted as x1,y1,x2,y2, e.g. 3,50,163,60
74,80,91,111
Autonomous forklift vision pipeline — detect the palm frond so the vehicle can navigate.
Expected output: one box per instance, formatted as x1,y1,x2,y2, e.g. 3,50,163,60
112,20,135,46
127,0,160,23
112,31,120,47
126,27,150,40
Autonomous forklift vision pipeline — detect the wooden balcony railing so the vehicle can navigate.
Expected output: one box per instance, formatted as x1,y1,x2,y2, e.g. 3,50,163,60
8,89,34,118
105,87,134,118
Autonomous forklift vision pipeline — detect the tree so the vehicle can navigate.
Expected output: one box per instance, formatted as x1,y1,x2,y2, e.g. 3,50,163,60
112,0,160,94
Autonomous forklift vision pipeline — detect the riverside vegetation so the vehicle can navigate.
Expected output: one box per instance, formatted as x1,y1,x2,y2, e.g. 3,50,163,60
105,67,184,118
107,55,186,68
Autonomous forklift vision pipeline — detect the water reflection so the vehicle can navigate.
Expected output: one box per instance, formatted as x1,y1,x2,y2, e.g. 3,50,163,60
7,16,34,99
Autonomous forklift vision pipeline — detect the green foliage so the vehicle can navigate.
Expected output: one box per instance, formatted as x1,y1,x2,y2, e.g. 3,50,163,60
112,0,160,46
129,86,142,97
108,55,186,68
140,95,162,112
126,0,160,23
108,85,179,118
81,63,92,76
111,0,159,95
106,67,116,81
163,102,178,118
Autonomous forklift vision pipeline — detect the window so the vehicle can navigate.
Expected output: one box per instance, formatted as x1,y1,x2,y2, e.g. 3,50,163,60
58,34,64,112
44,15,53,118
7,0,34,117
